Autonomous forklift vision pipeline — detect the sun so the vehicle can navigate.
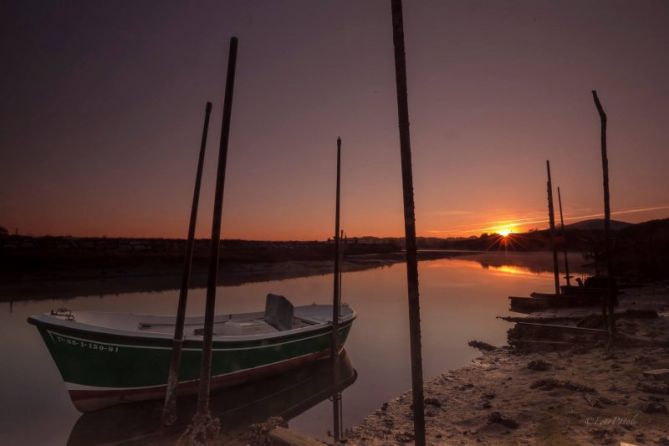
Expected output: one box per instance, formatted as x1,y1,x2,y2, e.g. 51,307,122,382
498,227,514,237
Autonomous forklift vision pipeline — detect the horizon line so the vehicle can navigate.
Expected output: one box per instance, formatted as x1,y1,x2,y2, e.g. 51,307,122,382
5,213,669,242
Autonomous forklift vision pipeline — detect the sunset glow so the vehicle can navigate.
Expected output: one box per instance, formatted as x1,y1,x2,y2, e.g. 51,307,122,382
3,3,669,446
2,1,669,240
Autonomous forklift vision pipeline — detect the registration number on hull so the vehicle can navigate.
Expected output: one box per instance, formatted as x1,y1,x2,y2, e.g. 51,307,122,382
50,332,120,353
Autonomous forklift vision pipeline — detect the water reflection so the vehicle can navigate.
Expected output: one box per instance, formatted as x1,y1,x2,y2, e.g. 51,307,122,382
0,253,583,445
466,251,591,276
68,351,356,445
488,264,539,277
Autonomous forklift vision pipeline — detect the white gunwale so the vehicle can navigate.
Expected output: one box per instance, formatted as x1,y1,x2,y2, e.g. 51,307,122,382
30,303,356,343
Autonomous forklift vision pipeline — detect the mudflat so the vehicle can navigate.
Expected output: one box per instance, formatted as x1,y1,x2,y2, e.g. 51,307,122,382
347,283,669,445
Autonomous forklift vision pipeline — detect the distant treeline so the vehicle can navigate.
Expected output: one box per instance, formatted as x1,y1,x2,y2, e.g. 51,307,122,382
1,217,667,279
0,236,401,275
433,218,669,280
363,218,669,280
606,218,669,280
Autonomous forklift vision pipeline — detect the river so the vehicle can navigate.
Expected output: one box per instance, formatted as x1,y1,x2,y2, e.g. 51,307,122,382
0,252,588,445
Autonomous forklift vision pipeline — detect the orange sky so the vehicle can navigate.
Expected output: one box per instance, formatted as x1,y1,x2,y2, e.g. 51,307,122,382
2,1,669,240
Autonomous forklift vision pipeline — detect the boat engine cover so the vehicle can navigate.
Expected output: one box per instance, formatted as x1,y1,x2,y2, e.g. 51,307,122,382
264,294,294,331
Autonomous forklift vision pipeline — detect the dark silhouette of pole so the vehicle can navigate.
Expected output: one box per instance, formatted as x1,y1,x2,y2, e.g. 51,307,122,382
546,160,560,295
592,90,615,335
331,138,342,443
557,187,571,288
390,1,426,444
196,37,238,418
162,102,213,426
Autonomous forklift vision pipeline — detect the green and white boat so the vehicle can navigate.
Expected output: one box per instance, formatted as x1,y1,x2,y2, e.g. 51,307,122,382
28,297,355,412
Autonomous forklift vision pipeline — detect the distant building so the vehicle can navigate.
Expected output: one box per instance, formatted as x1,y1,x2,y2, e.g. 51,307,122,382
0,226,8,237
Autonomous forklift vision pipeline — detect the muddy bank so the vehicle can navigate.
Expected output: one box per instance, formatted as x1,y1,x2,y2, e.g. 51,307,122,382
347,283,669,445
0,250,472,301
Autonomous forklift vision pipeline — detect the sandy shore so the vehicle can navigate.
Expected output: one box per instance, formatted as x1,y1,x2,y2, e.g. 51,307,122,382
346,283,669,445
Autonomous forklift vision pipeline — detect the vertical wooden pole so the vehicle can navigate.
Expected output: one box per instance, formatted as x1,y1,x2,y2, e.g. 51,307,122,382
340,230,345,304
390,1,426,444
592,90,615,335
546,160,560,295
196,36,238,418
557,187,571,288
331,138,342,443
162,101,213,426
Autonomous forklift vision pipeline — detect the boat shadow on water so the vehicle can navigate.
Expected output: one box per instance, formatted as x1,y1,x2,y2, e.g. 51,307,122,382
67,350,356,445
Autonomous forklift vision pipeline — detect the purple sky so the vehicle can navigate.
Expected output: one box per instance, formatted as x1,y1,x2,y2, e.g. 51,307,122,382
1,0,668,240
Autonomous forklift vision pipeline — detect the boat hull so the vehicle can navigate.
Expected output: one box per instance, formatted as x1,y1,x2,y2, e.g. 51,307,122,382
67,350,357,445
29,316,353,412
509,291,612,313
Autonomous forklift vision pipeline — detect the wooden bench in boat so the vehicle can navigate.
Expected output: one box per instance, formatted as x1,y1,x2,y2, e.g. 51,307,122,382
193,316,316,336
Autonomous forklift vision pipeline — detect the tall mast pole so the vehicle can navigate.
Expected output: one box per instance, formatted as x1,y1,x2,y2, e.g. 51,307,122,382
195,36,238,421
546,160,560,295
390,1,426,444
592,90,614,335
331,138,342,442
557,187,571,287
162,101,213,426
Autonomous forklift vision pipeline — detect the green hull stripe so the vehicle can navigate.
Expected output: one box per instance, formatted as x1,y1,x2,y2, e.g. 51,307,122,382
36,321,353,389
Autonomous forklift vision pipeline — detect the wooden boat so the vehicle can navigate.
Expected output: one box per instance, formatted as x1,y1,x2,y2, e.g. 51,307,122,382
561,285,607,296
508,296,555,312
509,273,621,313
67,349,357,446
28,295,355,412
510,287,616,313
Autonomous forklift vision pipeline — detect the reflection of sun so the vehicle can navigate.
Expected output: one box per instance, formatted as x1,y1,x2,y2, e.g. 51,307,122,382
493,265,534,276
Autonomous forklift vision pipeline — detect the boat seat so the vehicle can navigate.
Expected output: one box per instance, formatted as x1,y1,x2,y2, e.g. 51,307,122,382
190,316,314,337
194,319,278,336
291,317,316,328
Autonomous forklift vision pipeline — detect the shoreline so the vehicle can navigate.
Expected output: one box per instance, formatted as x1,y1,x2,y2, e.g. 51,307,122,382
345,282,669,445
0,250,476,302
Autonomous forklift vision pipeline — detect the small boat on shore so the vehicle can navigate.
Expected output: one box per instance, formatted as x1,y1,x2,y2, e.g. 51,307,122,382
508,295,562,312
509,280,617,313
28,294,355,412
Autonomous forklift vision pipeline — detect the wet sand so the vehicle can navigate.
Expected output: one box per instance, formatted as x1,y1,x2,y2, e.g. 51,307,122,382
346,283,669,445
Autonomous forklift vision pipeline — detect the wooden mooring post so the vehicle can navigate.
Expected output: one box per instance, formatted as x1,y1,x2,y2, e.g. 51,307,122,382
390,1,426,444
546,160,561,295
191,37,238,437
162,101,213,426
331,138,342,443
592,90,615,336
557,187,571,287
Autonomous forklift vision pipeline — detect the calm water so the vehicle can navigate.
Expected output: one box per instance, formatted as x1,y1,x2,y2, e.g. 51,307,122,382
0,253,581,445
